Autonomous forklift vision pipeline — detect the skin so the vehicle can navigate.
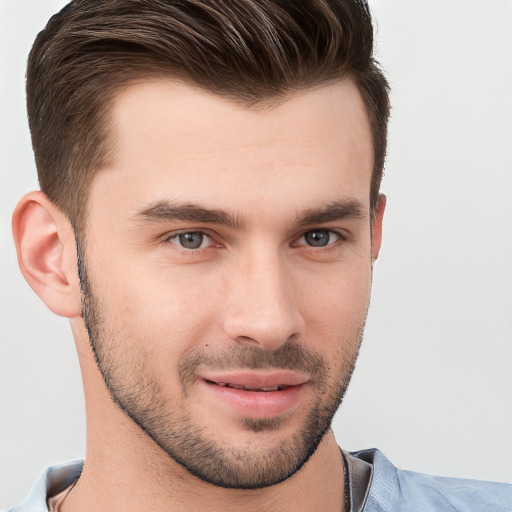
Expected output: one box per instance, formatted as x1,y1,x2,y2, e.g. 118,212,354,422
13,79,385,511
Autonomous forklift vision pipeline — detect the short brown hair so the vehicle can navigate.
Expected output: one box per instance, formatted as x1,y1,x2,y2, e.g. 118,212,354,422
27,0,390,233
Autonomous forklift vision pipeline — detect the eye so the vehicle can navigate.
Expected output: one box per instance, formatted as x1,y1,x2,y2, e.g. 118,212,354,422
298,229,340,248
166,231,212,250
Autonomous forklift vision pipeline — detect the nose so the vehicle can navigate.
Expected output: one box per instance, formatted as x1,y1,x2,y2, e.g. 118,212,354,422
222,251,305,351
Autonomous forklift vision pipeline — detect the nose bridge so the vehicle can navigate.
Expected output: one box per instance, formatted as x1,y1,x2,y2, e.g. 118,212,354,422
222,245,304,349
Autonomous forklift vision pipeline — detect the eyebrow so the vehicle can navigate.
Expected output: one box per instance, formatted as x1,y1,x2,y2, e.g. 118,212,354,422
132,198,366,230
131,201,245,230
294,199,366,226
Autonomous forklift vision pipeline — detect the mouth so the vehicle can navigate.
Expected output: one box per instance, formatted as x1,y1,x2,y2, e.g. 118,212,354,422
206,381,294,392
199,371,308,419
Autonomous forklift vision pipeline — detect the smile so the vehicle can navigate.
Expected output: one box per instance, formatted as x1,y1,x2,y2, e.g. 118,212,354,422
199,371,308,419
208,381,292,391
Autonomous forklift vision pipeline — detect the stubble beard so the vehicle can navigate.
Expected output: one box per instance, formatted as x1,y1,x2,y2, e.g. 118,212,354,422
77,242,366,489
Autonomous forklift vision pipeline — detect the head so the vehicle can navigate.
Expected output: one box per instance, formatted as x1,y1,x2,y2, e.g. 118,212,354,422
15,0,389,491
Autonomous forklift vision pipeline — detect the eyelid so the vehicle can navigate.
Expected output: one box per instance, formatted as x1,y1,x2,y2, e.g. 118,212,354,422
159,227,346,251
163,229,216,250
293,228,345,248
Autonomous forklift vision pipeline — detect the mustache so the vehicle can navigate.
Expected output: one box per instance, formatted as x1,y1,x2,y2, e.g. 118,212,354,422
178,341,326,389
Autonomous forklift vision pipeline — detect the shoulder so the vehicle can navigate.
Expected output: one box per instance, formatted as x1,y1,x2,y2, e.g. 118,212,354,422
353,448,511,512
8,460,83,512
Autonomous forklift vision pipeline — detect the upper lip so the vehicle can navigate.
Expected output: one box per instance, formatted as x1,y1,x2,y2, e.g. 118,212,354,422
201,371,309,391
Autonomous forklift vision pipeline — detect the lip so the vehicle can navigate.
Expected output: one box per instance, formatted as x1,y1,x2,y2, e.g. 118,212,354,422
199,371,309,419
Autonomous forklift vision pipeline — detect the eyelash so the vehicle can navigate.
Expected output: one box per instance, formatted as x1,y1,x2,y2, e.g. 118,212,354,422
163,231,215,252
294,229,345,249
162,229,346,253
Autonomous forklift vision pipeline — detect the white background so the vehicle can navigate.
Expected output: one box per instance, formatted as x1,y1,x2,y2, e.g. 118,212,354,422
1,0,511,508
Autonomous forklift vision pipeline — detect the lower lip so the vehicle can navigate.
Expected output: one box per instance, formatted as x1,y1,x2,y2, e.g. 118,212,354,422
201,380,306,419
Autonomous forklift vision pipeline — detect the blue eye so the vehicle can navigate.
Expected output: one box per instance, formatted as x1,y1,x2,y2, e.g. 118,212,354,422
300,230,340,247
168,232,211,249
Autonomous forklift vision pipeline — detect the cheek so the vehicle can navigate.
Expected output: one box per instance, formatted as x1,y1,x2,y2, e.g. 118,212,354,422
298,259,372,341
90,270,223,397
300,256,372,312
96,263,224,347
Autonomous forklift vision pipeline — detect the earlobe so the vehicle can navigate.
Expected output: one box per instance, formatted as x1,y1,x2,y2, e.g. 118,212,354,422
12,191,82,318
371,194,386,262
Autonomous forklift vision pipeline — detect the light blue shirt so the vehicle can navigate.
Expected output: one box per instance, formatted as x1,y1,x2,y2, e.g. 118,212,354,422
9,449,511,511
345,449,511,512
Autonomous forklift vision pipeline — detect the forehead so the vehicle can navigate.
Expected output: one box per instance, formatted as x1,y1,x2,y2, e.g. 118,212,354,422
90,79,373,221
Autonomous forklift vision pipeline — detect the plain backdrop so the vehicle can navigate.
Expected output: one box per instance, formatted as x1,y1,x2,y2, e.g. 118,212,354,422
1,0,511,508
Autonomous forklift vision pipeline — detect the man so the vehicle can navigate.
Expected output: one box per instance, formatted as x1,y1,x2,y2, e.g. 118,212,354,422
6,0,511,511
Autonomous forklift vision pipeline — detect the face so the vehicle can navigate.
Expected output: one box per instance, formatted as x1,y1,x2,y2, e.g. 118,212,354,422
79,79,380,489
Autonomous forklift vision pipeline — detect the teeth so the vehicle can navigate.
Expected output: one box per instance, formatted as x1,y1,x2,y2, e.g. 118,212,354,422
214,382,286,391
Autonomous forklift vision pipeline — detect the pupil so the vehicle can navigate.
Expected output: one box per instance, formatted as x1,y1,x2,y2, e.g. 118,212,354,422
305,230,329,247
180,232,203,249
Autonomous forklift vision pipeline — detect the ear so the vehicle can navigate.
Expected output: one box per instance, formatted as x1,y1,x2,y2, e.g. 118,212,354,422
371,194,386,262
12,191,82,318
